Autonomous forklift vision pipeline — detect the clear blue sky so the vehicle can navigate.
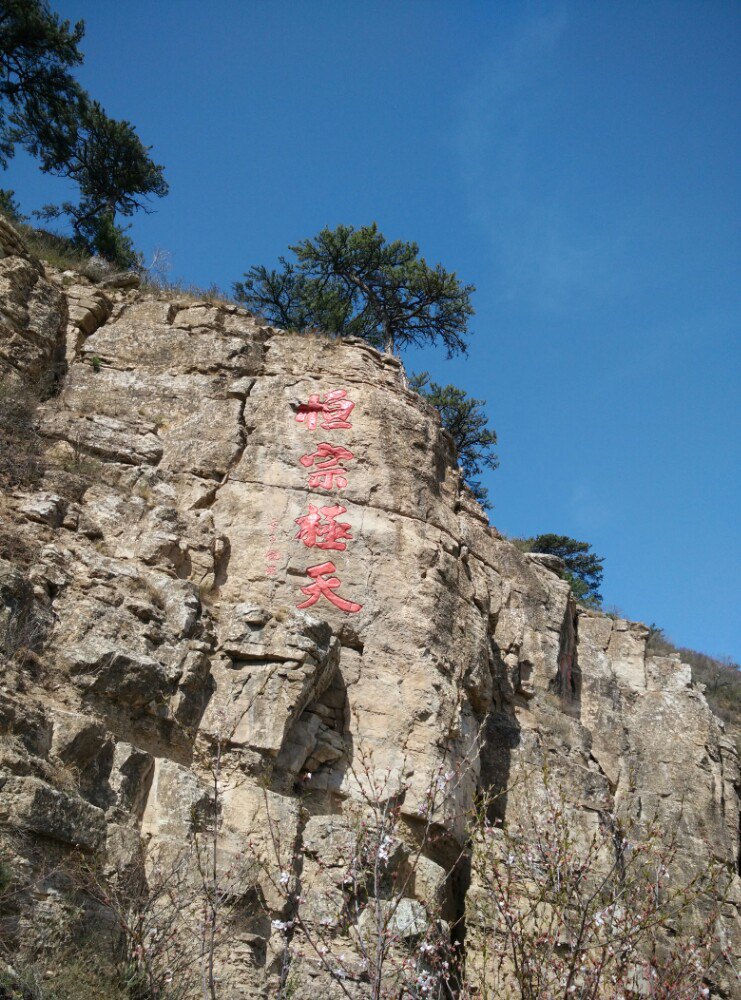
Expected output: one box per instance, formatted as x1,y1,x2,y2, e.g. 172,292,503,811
7,1,740,659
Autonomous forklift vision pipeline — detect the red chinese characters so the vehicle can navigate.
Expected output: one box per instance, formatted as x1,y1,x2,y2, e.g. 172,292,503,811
295,504,352,551
296,561,362,614
292,386,363,615
295,389,354,431
299,442,354,491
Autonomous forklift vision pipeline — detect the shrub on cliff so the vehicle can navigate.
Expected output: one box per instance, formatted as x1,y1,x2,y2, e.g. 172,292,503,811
0,188,24,221
512,533,604,607
52,754,731,1000
467,770,732,998
234,222,475,357
411,371,498,509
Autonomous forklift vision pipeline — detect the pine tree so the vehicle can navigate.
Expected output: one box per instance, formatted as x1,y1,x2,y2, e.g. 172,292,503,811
33,98,168,266
519,534,604,606
2,3,168,267
0,0,84,167
411,372,498,509
235,223,475,357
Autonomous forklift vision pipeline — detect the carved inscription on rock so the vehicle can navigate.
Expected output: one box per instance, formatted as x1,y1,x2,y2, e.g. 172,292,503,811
293,388,363,614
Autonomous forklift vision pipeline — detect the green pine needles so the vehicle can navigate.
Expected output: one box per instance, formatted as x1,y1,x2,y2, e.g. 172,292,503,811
234,222,475,358
1,1,168,267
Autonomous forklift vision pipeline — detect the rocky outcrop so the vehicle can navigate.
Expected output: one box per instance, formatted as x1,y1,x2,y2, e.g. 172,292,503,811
0,217,67,387
0,220,738,998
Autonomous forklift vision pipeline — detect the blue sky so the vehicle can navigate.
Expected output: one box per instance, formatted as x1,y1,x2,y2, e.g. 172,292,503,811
7,1,740,658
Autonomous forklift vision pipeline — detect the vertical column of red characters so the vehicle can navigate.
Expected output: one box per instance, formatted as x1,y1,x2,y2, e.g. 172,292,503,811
293,389,363,614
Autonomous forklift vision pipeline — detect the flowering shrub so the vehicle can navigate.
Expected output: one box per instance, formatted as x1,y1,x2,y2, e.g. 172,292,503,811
49,727,733,999
464,769,734,999
259,738,481,1000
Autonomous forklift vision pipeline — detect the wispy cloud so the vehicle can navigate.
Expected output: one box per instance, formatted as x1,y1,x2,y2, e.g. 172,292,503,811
566,480,615,534
455,6,636,313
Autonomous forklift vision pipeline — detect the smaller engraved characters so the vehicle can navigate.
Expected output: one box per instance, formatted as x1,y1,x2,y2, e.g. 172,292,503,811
265,517,281,577
296,561,363,614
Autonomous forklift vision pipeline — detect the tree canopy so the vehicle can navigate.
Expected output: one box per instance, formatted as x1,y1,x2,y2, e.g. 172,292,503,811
518,534,604,606
33,98,168,266
1,1,168,266
0,0,83,168
234,223,475,357
411,372,498,509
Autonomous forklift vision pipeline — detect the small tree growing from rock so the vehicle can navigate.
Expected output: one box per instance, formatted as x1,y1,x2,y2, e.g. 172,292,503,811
512,534,605,608
410,372,498,510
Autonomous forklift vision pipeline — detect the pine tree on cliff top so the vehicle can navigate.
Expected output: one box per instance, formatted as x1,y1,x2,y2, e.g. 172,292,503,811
234,222,475,357
517,533,605,607
32,98,168,268
0,0,84,168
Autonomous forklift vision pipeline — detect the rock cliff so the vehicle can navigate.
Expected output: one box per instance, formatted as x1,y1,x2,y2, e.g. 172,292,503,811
0,217,738,998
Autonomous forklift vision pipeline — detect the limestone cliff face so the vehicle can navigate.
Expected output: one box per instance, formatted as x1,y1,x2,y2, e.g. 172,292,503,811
0,218,738,998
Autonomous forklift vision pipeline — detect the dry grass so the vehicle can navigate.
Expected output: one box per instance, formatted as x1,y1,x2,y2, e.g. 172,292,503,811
0,525,38,569
647,627,740,751
139,274,237,308
6,218,91,273
0,382,43,491
0,941,132,1000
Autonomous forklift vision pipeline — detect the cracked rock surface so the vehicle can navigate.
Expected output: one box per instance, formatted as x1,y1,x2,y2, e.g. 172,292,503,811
0,219,738,997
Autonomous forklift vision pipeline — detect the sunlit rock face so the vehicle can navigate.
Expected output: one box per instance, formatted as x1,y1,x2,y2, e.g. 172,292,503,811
0,217,738,998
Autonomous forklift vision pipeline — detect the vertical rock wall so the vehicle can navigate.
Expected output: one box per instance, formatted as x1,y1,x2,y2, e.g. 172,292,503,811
0,219,738,997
